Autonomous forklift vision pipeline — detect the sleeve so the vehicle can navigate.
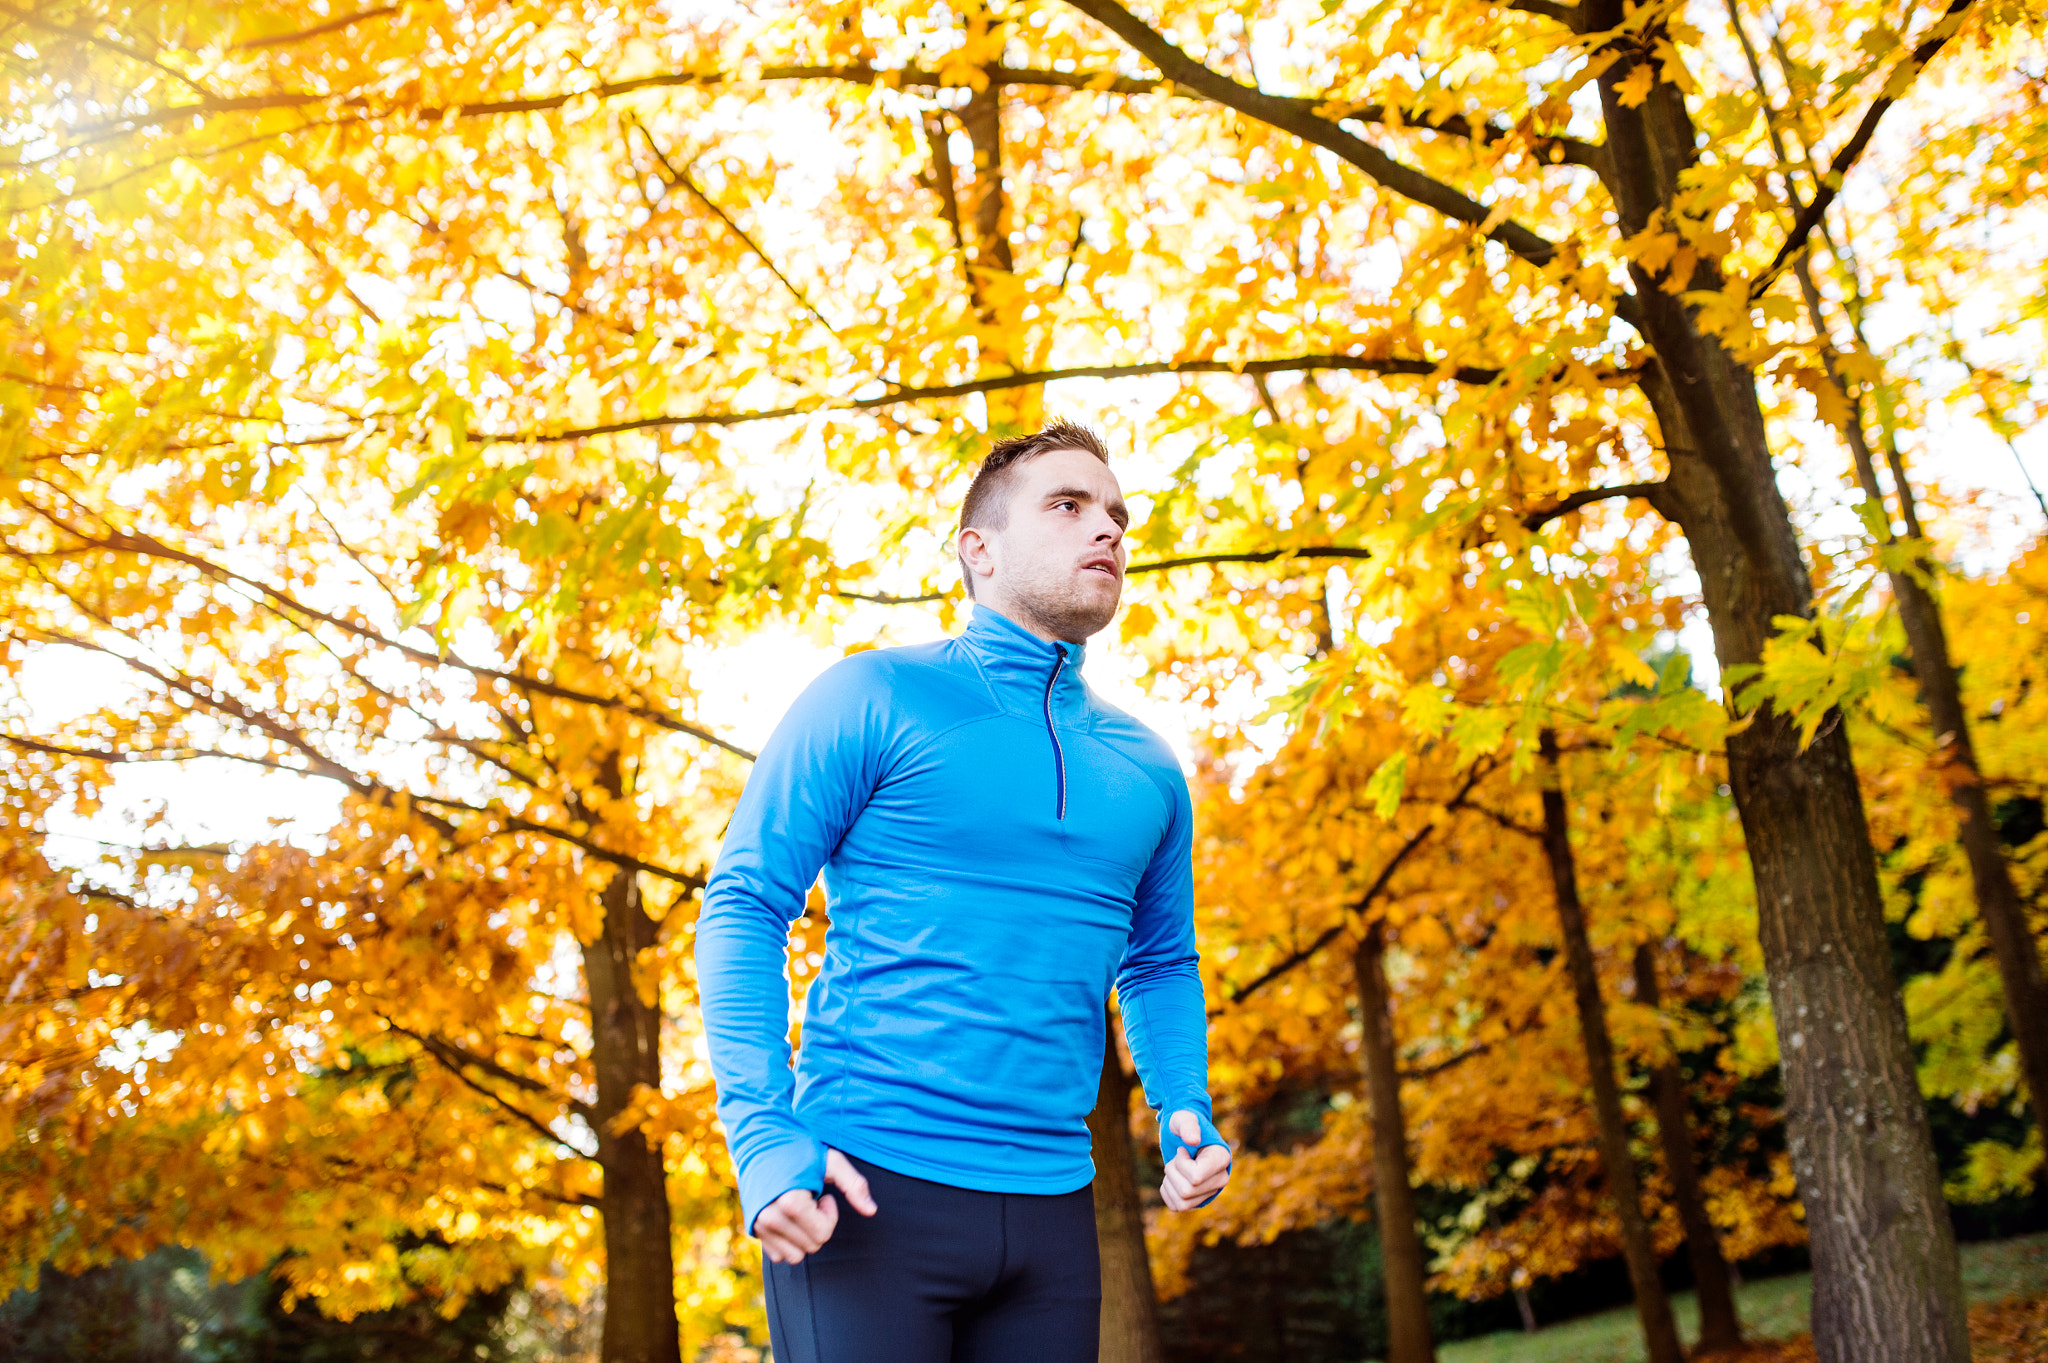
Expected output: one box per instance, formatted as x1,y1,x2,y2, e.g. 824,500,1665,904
694,657,891,1234
1114,766,1230,1200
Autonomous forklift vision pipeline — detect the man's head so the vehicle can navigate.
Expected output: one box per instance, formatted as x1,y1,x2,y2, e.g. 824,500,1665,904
956,420,1129,644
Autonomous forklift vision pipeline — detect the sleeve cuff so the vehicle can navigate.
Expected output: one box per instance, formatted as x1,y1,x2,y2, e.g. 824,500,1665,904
738,1135,828,1235
1159,1108,1232,1209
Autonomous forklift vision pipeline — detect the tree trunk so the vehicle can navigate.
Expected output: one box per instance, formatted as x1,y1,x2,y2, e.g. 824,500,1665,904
1589,10,1969,1356
1887,526,2048,1116
1090,1013,1163,1363
1538,731,1686,1363
1354,922,1436,1363
1792,263,2048,1126
1633,944,1743,1354
586,859,683,1363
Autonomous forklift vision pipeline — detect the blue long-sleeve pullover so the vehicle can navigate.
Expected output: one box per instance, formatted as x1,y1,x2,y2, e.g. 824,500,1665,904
695,604,1221,1232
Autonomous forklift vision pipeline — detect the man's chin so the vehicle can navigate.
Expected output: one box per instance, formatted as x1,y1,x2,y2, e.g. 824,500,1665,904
1021,587,1120,643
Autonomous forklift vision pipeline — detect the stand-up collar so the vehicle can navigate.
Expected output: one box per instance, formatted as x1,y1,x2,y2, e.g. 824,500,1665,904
963,605,1089,722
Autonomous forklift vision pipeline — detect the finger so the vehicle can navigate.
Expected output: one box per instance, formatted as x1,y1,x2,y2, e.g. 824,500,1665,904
807,1192,840,1247
1163,1165,1197,1203
1169,1110,1201,1145
1160,1179,1191,1211
1192,1146,1232,1180
826,1152,878,1216
759,1227,800,1264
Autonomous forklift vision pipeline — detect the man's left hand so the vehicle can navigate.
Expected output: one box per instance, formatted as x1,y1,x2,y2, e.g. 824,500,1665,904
1160,1110,1231,1210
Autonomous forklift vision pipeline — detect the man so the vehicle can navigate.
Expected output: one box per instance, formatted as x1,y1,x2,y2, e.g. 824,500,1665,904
696,420,1231,1363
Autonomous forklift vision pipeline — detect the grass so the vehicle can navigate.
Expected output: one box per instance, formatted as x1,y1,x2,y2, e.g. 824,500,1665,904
1432,1231,2048,1363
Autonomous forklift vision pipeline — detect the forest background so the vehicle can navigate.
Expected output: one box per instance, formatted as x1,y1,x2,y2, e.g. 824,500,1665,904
4,1,2048,1362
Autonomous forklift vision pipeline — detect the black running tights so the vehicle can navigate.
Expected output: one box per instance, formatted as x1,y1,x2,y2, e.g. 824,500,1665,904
761,1154,1100,1363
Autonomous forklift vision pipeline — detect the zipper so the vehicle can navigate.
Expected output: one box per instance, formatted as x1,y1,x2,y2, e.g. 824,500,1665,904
1044,645,1068,820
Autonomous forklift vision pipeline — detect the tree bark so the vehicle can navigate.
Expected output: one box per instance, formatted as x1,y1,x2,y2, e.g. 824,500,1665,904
1089,1014,1163,1363
586,832,683,1363
1537,731,1686,1363
1587,10,1970,1356
1633,944,1744,1354
1354,922,1436,1363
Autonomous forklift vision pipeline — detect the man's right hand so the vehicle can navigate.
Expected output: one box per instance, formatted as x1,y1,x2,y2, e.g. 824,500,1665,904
756,1148,879,1265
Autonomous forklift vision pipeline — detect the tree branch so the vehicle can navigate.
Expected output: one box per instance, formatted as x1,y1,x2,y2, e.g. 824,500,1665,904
1466,801,1543,839
1521,480,1671,529
480,353,1508,443
1750,0,1976,297
1061,0,1565,270
70,60,1599,173
836,546,1377,605
397,1034,592,1153
417,797,707,889
229,7,398,50
20,507,755,760
385,1020,593,1118
630,120,841,341
1503,0,1582,26
1215,762,1495,1012
4,637,707,888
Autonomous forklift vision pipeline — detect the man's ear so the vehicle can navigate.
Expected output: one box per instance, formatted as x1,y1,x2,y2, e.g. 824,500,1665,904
957,526,995,584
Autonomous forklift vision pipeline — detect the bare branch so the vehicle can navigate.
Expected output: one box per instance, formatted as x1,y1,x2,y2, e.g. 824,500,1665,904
630,119,841,340
1466,801,1543,840
385,1021,593,1118
1521,480,1671,529
1751,0,1976,297
1061,0,1564,269
1215,761,1495,1012
230,7,398,50
482,353,1509,443
20,506,755,760
836,545,1376,605
420,797,708,889
1130,546,1375,575
396,1034,593,1153
1503,0,1582,26
69,60,1599,174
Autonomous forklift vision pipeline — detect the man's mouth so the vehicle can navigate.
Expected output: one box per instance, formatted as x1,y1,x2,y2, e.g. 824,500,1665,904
1082,557,1121,579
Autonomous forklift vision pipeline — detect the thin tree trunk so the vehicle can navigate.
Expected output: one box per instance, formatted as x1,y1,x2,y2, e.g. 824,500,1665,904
1633,944,1743,1354
1721,0,2048,1126
1884,517,2048,1118
586,755,682,1363
1354,921,1436,1363
1816,298,2048,1124
1588,10,1970,1354
1537,731,1686,1363
1090,1011,1163,1363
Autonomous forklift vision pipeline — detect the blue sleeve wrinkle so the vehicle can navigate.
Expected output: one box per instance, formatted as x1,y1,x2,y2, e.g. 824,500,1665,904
694,659,887,1233
1115,767,1229,1201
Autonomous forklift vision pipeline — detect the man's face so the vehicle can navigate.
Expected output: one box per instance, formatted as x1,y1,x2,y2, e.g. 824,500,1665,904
963,446,1129,643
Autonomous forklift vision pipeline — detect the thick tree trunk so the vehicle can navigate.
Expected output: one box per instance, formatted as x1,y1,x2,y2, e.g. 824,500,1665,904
1588,9,1969,1355
586,861,683,1363
1537,732,1686,1363
1633,945,1743,1354
1089,1015,1163,1363
1354,922,1436,1363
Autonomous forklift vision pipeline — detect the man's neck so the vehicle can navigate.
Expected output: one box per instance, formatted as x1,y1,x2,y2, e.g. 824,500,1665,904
974,594,1076,646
